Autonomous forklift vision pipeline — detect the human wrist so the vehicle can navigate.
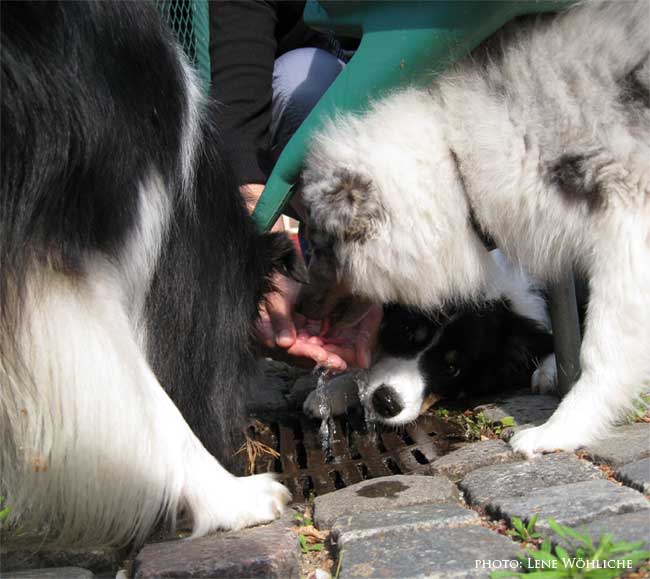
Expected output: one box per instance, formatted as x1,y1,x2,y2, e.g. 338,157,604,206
240,183,285,232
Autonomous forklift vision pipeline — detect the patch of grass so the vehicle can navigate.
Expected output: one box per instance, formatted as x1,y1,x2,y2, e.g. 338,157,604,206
293,511,314,527
433,407,450,419
491,517,650,578
432,407,515,441
508,514,543,543
298,533,324,554
293,504,329,556
0,495,9,523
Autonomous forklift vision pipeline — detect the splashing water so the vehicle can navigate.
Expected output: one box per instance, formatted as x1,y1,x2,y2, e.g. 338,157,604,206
356,370,379,442
313,367,335,458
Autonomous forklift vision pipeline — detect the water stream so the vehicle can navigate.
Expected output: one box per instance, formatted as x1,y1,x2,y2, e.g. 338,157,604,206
313,367,335,459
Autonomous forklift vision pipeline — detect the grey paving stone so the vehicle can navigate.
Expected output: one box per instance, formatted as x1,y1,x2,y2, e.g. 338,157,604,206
460,453,602,506
5,568,94,579
584,423,650,467
430,440,522,482
617,458,650,494
337,525,523,579
332,502,480,548
313,475,460,529
0,538,120,574
553,510,650,550
490,479,650,530
474,394,559,427
134,513,299,578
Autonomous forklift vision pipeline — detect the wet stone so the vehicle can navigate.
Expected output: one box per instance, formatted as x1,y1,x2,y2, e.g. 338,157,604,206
287,373,320,408
248,360,302,415
7,568,95,579
337,525,523,579
332,503,480,548
551,510,650,550
617,458,650,494
585,423,650,467
0,538,121,575
490,479,650,530
134,513,299,578
313,475,460,529
460,452,602,506
474,393,559,427
429,440,522,482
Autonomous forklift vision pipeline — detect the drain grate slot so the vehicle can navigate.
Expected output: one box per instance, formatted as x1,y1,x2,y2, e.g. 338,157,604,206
384,457,403,475
411,449,430,465
250,412,453,501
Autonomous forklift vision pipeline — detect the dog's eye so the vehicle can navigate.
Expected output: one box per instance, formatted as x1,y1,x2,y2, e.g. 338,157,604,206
444,364,461,378
443,350,461,377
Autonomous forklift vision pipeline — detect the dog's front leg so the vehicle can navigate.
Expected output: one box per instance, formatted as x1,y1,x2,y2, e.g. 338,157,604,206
512,227,650,456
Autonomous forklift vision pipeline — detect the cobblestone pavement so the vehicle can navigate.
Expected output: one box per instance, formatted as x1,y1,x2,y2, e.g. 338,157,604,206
3,362,649,578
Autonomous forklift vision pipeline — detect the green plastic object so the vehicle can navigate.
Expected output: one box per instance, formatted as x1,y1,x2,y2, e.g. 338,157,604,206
252,0,576,232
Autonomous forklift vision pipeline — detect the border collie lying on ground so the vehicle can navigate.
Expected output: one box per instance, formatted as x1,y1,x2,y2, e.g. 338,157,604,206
0,2,300,545
297,1,649,455
304,251,555,423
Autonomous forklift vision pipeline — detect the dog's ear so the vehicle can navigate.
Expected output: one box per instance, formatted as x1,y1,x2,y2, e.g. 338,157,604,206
264,232,309,284
309,168,386,243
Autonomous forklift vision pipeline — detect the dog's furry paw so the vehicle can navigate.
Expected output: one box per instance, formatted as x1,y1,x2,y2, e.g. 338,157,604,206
531,354,558,395
227,473,291,530
510,422,586,457
189,471,291,536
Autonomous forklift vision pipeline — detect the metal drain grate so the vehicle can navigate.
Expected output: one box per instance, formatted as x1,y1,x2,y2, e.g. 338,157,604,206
249,413,458,501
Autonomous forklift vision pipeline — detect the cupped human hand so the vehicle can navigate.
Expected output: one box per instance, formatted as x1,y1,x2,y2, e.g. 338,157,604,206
256,273,382,372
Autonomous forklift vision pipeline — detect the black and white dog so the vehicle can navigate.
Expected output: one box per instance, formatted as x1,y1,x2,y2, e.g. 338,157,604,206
0,2,301,545
297,1,649,455
304,251,555,424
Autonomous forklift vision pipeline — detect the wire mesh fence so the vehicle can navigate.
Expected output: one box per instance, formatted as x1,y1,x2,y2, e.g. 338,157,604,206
156,0,210,92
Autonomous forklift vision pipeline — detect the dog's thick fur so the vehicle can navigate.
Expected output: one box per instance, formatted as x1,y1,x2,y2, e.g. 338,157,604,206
298,1,650,455
0,2,296,545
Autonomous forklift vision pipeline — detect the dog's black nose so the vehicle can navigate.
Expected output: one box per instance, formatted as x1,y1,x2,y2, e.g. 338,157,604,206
371,385,403,418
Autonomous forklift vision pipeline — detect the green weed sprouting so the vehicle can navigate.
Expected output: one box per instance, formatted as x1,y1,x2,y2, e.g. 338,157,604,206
508,514,543,542
0,496,9,523
491,517,650,578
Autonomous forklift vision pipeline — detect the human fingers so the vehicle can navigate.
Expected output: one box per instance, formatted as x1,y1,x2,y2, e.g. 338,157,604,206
265,276,299,348
287,340,348,371
322,342,356,366
256,307,277,349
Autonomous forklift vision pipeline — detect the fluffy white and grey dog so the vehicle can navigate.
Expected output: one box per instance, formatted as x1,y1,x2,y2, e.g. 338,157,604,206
297,1,649,456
